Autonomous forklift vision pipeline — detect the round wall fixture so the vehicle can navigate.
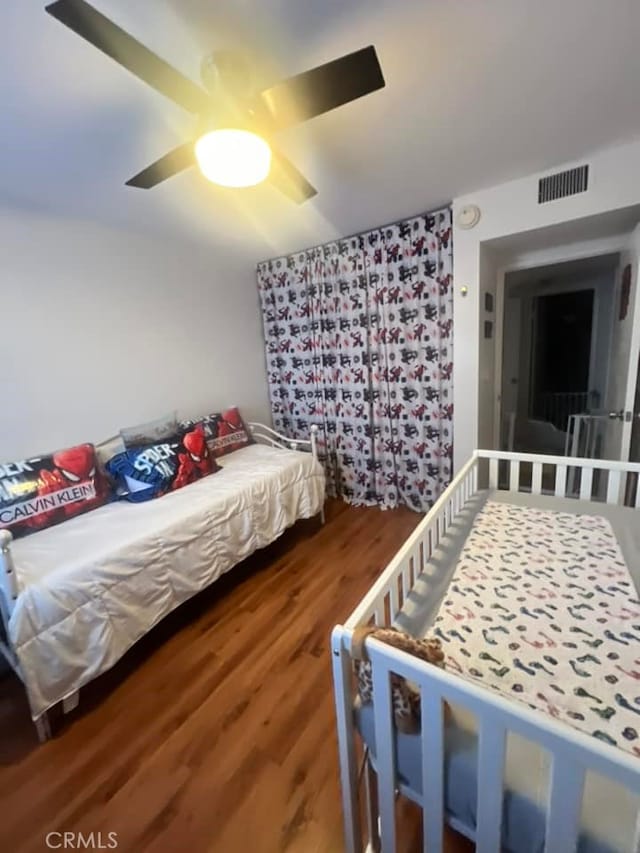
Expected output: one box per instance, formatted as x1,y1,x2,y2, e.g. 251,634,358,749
456,204,481,229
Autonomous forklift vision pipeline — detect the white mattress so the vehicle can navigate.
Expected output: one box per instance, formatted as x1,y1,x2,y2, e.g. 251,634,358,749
9,444,325,718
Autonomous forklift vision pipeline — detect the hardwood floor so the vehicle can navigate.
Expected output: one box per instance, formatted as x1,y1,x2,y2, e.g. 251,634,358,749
0,500,473,853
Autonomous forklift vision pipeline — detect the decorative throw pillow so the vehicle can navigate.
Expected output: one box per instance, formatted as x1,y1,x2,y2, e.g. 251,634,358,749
181,407,252,459
120,411,178,449
0,444,109,537
106,425,218,502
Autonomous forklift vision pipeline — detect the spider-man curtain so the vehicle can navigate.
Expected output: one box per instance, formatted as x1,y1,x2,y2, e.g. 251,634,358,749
256,206,453,512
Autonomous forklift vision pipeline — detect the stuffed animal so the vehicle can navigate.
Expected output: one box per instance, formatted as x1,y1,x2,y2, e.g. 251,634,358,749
352,626,445,734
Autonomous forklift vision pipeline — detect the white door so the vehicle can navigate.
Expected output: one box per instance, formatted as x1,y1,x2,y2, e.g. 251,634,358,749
602,224,640,462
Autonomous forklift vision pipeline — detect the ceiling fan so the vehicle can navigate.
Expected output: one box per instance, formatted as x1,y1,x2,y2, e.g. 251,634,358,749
44,0,386,203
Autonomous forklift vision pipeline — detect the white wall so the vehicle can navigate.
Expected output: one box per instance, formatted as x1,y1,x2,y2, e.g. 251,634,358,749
0,209,270,460
477,247,498,450
452,138,640,471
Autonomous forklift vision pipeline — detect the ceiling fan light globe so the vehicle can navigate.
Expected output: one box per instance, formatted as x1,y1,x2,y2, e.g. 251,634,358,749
195,129,271,188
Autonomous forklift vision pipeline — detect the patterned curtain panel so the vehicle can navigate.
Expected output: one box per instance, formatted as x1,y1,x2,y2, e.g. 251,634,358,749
256,206,453,512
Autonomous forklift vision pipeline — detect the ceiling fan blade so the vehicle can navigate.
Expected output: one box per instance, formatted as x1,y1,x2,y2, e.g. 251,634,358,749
269,150,317,204
256,45,385,130
45,0,212,115
126,142,195,189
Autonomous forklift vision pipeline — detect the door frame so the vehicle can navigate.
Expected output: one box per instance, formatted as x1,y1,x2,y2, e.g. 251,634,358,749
492,235,632,450
616,224,640,462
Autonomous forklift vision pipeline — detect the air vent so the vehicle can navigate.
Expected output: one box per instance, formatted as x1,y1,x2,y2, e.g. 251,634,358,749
538,164,589,204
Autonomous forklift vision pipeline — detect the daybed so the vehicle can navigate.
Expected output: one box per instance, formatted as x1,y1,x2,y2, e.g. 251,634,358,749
332,449,640,853
0,423,324,740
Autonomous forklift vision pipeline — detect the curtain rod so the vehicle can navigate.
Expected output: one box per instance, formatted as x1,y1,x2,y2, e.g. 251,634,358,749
255,200,452,267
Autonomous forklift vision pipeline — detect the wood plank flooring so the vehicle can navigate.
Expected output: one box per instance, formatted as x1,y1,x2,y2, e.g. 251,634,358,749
0,500,473,853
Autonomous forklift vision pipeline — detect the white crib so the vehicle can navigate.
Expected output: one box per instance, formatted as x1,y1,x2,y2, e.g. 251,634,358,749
331,449,640,853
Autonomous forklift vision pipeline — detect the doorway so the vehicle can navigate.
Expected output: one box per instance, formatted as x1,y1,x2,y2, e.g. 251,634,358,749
530,289,594,429
499,254,618,456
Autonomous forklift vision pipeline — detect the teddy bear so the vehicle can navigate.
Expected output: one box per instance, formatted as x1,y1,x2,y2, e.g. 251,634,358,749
351,625,445,734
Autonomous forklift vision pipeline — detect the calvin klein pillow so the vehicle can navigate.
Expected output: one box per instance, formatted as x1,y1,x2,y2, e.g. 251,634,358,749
0,444,108,537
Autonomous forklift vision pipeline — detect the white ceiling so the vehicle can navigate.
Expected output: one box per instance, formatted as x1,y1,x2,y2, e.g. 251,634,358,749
3,0,640,258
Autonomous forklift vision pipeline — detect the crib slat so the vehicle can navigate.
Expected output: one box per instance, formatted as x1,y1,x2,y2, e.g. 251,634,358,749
408,546,419,589
331,634,364,853
544,758,584,853
476,724,506,853
421,693,444,853
531,463,543,496
371,663,397,853
415,542,424,576
579,467,593,501
489,458,498,489
607,470,621,505
399,563,409,605
425,528,433,561
389,578,399,621
509,460,520,492
364,756,380,853
554,465,567,497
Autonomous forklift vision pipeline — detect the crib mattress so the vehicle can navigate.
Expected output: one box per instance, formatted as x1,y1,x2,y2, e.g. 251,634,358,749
358,489,640,853
9,444,325,718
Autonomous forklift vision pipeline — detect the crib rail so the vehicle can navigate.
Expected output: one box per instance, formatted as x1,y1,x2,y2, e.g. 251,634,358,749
480,448,640,507
344,450,640,636
344,455,478,632
333,448,640,853
361,635,640,853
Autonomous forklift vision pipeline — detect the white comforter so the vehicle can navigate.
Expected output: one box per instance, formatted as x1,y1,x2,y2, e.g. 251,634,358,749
9,444,325,718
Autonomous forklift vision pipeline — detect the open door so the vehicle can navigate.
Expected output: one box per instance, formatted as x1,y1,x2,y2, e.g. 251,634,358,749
602,224,640,462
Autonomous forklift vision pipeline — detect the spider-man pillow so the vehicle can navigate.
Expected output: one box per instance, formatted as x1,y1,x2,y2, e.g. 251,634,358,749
0,443,108,537
181,407,252,459
106,425,218,502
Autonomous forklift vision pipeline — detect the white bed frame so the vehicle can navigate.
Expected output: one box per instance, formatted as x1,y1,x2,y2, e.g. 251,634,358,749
332,449,640,853
0,422,321,742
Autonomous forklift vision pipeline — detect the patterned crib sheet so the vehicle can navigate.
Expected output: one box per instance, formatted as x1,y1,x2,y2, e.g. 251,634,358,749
433,500,640,756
